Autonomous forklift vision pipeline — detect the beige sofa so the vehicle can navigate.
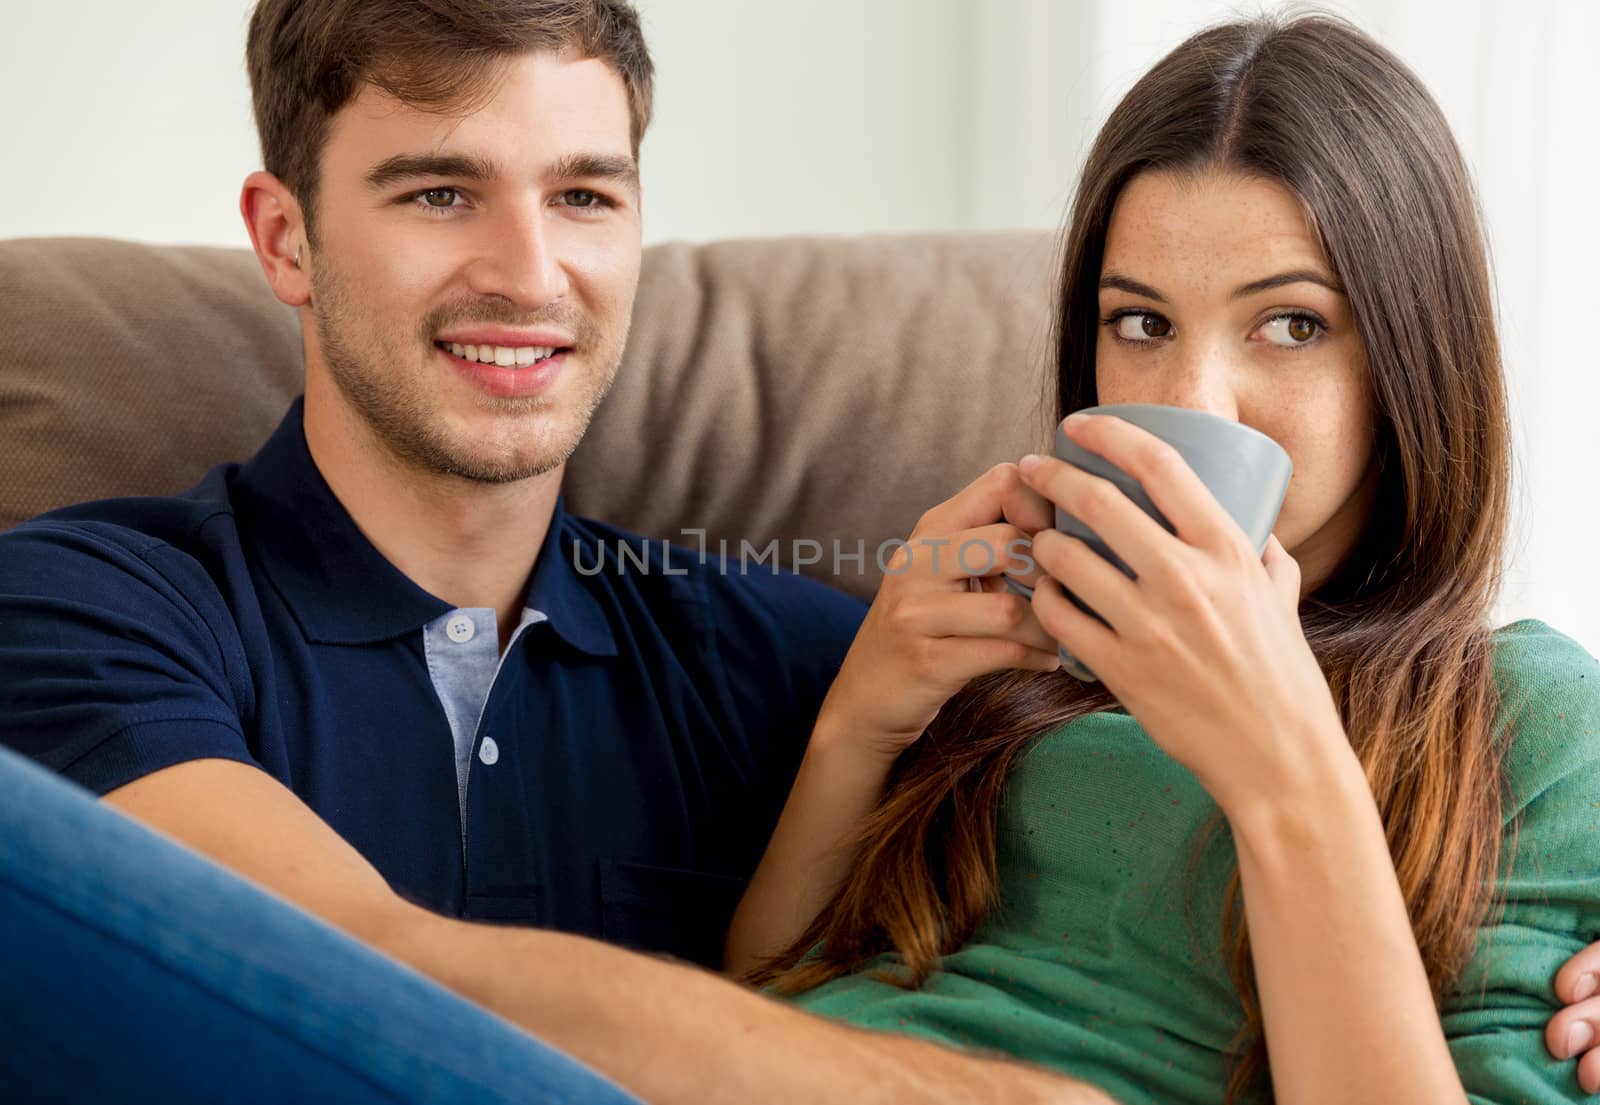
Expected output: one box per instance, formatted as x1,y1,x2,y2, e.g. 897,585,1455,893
0,233,1061,601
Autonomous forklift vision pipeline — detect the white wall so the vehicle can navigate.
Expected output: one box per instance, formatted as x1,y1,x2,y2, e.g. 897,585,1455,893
0,0,260,246
0,0,984,247
631,0,978,242
2,0,1595,649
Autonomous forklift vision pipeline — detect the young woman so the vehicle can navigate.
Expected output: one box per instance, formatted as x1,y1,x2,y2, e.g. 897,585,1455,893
725,13,1600,1104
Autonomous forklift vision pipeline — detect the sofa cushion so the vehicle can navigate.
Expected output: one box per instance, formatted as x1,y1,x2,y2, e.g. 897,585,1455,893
0,238,304,529
0,232,1060,600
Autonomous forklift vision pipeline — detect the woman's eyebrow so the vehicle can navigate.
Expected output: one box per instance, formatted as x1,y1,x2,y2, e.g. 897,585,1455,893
1097,268,1345,301
1099,272,1168,302
1230,269,1345,299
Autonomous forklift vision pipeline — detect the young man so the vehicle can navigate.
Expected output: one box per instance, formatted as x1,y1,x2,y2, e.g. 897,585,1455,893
1,0,863,971
0,1,1110,1102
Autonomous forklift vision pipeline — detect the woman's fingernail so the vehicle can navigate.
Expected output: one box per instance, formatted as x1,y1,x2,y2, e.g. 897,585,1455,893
1576,972,1598,1003
1566,1020,1595,1058
1064,411,1092,427
1019,454,1043,475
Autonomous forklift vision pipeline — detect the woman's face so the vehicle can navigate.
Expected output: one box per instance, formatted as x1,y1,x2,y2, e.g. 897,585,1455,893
1094,169,1379,593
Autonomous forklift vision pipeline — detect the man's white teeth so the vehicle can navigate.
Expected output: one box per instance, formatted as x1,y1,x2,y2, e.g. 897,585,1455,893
446,342,557,366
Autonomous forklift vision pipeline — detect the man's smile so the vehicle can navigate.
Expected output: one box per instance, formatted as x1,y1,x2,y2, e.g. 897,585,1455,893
435,339,569,398
434,340,564,367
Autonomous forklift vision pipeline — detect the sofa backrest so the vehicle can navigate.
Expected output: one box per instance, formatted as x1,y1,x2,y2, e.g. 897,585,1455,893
0,232,1061,600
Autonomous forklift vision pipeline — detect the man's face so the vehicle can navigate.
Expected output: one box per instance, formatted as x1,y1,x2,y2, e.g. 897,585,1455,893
305,49,642,483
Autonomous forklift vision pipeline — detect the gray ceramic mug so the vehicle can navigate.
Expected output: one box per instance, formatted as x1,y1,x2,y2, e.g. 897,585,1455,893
1004,403,1293,682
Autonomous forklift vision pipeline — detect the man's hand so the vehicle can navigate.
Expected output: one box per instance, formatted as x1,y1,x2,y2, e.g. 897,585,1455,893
1547,940,1600,1092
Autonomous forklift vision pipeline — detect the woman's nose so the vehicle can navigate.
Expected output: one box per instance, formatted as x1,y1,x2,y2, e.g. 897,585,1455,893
1155,353,1240,423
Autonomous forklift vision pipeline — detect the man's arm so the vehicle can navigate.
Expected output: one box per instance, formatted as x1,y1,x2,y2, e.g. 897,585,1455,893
106,759,1112,1105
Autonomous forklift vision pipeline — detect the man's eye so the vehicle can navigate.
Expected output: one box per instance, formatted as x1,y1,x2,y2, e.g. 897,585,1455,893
559,189,608,209
415,188,460,210
1108,312,1173,341
1259,313,1324,347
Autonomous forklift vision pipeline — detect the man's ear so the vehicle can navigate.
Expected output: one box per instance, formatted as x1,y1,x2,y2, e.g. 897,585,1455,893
241,171,312,308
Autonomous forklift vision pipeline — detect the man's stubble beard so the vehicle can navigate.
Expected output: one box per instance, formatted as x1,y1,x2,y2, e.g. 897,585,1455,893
310,257,626,485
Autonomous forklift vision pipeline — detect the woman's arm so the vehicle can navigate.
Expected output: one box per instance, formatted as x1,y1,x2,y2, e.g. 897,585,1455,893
1222,739,1470,1104
724,462,1062,977
724,707,898,977
1016,414,1474,1104
1238,625,1600,1103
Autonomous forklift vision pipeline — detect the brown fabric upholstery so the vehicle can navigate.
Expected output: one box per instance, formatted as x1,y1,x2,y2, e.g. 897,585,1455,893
0,232,1060,600
0,238,305,527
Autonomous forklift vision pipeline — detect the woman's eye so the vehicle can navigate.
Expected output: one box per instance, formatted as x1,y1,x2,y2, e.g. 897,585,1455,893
1112,312,1173,341
1259,313,1323,347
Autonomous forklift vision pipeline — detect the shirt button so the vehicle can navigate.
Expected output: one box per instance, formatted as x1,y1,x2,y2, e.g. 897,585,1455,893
478,737,500,766
446,614,476,643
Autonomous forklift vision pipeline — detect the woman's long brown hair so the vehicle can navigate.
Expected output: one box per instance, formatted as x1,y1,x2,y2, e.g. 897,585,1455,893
751,13,1513,1102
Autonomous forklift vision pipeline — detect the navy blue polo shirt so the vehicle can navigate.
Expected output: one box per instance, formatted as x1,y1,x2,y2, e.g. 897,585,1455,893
0,399,866,966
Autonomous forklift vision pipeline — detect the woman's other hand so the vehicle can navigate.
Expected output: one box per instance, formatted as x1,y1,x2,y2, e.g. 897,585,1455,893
817,462,1062,762
725,463,1063,977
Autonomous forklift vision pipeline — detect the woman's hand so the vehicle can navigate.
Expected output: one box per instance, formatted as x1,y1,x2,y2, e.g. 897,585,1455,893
726,463,1064,974
817,462,1063,762
1016,412,1351,814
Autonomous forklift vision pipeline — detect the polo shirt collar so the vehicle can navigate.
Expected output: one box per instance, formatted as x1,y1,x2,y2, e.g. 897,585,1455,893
522,508,618,658
235,398,616,657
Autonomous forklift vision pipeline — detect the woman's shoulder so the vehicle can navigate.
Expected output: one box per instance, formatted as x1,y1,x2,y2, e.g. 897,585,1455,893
1491,619,1599,724
1493,617,1595,675
1490,618,1600,811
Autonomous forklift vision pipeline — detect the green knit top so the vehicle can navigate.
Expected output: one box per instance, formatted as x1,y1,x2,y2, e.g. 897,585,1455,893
787,620,1600,1103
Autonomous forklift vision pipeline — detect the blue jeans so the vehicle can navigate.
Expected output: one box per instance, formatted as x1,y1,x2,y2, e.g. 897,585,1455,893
0,745,645,1105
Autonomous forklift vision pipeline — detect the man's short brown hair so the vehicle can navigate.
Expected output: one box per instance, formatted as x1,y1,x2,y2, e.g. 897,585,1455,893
245,0,653,239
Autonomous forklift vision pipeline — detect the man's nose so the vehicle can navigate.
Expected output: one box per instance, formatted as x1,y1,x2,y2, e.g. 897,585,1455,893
465,203,571,310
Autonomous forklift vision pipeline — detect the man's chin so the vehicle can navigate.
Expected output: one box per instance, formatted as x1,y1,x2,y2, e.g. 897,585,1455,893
406,419,580,485
452,460,564,485
409,426,563,482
